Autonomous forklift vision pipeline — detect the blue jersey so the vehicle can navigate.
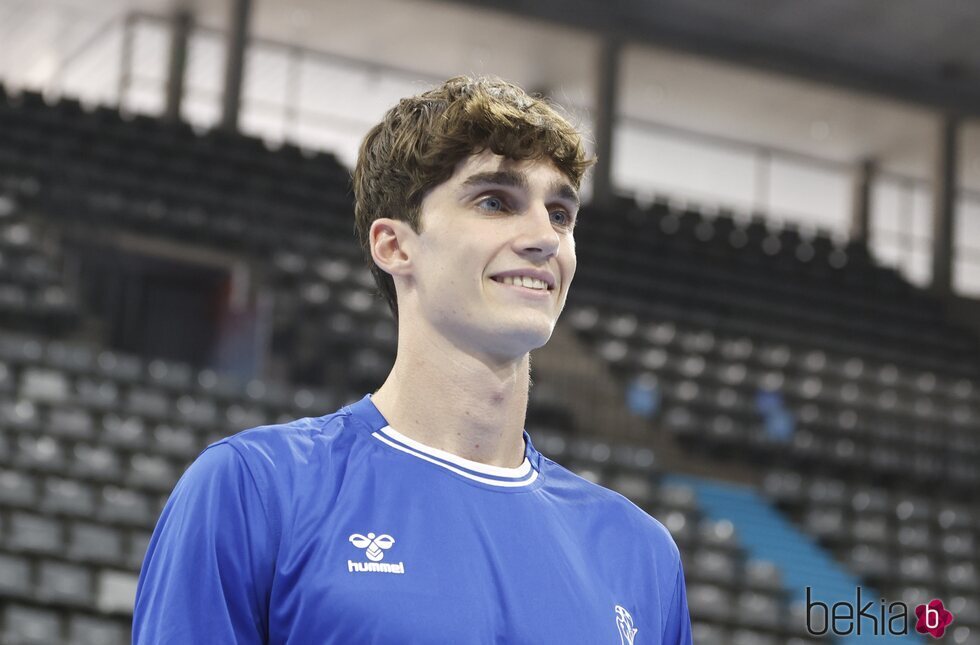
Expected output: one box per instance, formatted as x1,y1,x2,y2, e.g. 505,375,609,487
133,394,692,644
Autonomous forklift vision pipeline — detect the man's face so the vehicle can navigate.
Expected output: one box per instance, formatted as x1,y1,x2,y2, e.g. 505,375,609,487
402,150,580,362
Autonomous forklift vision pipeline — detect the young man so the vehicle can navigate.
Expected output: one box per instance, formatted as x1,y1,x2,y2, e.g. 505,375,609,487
133,76,692,644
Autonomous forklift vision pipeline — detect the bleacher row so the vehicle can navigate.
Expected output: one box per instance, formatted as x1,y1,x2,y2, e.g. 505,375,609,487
569,305,980,490
0,85,976,643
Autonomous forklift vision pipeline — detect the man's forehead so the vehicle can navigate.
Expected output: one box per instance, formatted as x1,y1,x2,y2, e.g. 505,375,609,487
451,151,577,200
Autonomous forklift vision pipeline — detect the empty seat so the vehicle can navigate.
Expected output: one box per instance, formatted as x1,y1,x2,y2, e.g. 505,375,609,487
846,544,889,580
659,484,698,513
945,562,979,591
67,613,129,645
0,468,37,507
606,472,655,505
98,485,154,527
150,423,199,458
687,583,733,622
762,470,803,506
0,552,32,597
41,477,97,517
68,522,125,567
6,511,63,554
897,552,936,586
71,443,123,481
174,394,218,426
691,622,729,644
2,604,63,644
743,560,782,593
125,387,170,418
96,570,139,613
223,403,268,431
942,531,976,559
688,548,737,585
45,406,95,440
15,434,66,471
937,504,975,531
94,350,141,382
850,486,890,515
697,518,737,550
36,560,93,606
659,509,695,546
43,340,95,373
948,626,980,645
803,507,844,542
850,515,889,545
893,495,932,523
126,453,177,491
731,628,779,645
0,398,40,431
569,438,613,466
896,523,932,551
102,414,148,449
146,358,193,390
72,376,119,409
19,366,69,402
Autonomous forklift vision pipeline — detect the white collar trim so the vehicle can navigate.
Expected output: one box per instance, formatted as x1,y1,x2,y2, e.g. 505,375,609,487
372,424,536,487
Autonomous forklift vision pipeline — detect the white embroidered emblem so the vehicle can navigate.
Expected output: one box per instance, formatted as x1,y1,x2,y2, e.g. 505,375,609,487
347,532,405,574
348,532,395,562
615,605,638,645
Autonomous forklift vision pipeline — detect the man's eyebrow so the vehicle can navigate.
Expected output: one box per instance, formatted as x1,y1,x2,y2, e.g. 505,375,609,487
460,170,528,192
460,170,580,208
552,182,580,209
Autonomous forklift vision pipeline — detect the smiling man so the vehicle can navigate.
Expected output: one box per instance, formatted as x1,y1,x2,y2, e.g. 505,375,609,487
133,76,692,644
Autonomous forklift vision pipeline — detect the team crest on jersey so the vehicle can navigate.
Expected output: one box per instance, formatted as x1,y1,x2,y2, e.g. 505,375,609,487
347,532,405,574
615,605,637,645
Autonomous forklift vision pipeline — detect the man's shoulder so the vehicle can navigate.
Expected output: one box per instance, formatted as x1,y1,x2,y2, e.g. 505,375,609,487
542,457,680,557
204,404,362,474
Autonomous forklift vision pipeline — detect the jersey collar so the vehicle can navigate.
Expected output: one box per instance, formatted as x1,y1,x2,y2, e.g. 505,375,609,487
345,394,541,489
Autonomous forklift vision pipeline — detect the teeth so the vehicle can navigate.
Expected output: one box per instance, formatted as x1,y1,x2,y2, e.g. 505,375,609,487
497,276,548,290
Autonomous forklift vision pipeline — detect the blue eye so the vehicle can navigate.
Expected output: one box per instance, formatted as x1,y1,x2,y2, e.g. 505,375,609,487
478,196,506,212
551,210,573,227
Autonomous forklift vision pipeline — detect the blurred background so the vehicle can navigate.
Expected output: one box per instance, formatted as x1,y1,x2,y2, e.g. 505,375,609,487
0,0,978,643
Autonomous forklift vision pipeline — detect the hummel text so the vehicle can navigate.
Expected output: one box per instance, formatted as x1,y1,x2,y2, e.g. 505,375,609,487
347,560,406,574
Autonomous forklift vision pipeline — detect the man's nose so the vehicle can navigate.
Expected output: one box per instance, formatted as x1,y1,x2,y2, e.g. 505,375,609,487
516,203,561,257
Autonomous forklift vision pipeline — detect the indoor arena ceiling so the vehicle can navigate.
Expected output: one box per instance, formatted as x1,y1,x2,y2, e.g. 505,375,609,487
440,0,980,117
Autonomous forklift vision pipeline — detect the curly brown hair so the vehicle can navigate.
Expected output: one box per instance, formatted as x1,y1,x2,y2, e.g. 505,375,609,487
352,75,594,321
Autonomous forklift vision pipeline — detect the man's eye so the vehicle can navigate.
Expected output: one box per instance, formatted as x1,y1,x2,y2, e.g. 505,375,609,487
551,210,573,227
477,196,506,212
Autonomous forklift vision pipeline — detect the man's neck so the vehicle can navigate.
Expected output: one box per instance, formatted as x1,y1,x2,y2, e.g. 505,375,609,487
370,332,530,469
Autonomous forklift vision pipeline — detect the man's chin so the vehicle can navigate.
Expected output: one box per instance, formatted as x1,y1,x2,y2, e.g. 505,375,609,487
490,321,555,355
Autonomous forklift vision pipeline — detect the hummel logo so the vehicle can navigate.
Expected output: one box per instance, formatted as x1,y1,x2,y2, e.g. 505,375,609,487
347,531,405,575
349,532,394,562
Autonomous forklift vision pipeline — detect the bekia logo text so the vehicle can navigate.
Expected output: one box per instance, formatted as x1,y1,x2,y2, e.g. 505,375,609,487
806,587,954,638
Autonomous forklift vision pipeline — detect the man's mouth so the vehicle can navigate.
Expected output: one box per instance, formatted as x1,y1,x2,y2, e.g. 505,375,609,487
490,275,554,291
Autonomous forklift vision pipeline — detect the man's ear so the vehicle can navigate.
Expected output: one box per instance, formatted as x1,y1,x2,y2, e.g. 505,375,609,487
369,218,416,278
